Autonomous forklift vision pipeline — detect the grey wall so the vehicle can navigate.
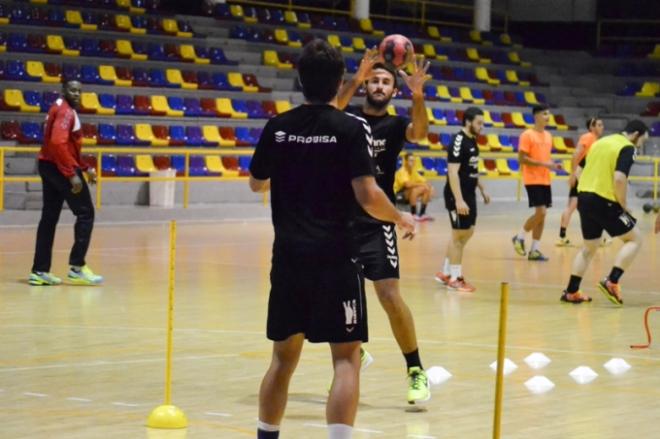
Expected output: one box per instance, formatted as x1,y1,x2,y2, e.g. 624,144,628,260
505,0,597,22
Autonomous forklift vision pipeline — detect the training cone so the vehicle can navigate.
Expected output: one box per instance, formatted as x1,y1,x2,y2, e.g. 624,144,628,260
147,405,188,429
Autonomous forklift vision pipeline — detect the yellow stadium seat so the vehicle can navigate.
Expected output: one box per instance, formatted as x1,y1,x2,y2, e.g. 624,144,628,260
274,28,289,45
65,10,82,27
496,158,514,175
284,10,297,25
161,18,192,38
360,18,374,33
0,42,5,53
435,85,453,102
166,69,197,90
459,87,485,105
30,0,48,4
117,39,147,61
467,47,490,64
229,4,244,19
151,96,183,117
135,155,157,172
263,50,293,69
506,70,529,87
206,156,238,177
511,112,529,128
500,33,512,45
3,89,40,112
216,98,248,119
423,44,437,59
387,105,397,116
327,34,353,52
115,14,132,31
25,61,59,83
523,91,540,105
484,112,504,128
563,159,573,173
353,37,366,51
427,26,452,43
425,107,438,125
636,82,660,97
47,35,79,56
475,67,499,85
202,125,223,146
178,44,209,64
552,137,568,153
227,72,258,93
275,100,292,113
549,114,568,131
136,125,168,147
648,44,660,60
486,133,503,150
470,30,483,43
81,92,114,115
99,65,131,87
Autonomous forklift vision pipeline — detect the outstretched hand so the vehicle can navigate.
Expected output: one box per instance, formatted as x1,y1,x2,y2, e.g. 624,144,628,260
355,47,383,83
398,56,432,97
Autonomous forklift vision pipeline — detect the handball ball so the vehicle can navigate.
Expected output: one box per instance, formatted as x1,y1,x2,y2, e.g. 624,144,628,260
379,34,414,68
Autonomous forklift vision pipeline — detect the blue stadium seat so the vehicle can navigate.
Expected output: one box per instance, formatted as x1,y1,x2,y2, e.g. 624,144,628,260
168,125,186,146
184,126,203,146
183,98,202,117
189,156,208,176
115,95,134,115
41,91,59,112
98,124,117,144
99,94,116,112
116,124,137,146
148,69,170,88
436,158,448,176
81,39,100,57
5,60,31,81
116,156,137,177
507,158,520,172
170,155,185,175
168,96,185,114
62,64,81,81
101,155,117,176
246,101,267,118
8,33,28,52
23,90,42,110
20,121,42,143
132,68,149,87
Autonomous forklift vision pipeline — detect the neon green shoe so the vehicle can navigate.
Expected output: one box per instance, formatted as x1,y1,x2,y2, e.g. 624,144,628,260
360,348,374,372
407,366,431,404
28,272,62,286
68,265,104,285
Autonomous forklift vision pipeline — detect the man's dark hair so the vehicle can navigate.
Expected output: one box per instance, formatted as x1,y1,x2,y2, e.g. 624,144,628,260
585,117,600,130
371,62,399,89
297,39,345,103
62,80,80,90
532,104,549,115
463,106,484,126
623,119,648,136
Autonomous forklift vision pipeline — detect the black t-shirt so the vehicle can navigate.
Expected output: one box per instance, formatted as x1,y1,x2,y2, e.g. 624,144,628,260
445,130,479,195
250,104,375,257
579,145,635,177
346,106,410,224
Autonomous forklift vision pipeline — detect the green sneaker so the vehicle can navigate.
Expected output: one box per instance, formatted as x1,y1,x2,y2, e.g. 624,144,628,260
407,366,431,404
28,271,62,286
528,250,549,261
360,348,374,372
68,265,104,285
512,236,526,256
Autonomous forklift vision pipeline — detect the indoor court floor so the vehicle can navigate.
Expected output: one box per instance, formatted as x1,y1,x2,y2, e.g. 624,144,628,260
1,202,659,439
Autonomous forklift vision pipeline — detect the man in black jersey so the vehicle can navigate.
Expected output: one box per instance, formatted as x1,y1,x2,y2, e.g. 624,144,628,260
250,40,416,439
434,107,490,292
336,49,432,404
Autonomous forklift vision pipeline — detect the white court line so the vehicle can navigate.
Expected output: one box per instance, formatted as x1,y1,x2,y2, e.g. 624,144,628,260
112,402,141,407
0,353,239,373
66,397,92,403
408,435,437,439
23,392,48,398
303,423,384,434
204,411,233,417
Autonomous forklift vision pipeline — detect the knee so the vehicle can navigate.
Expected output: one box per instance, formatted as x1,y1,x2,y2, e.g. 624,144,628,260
377,287,402,312
77,206,95,222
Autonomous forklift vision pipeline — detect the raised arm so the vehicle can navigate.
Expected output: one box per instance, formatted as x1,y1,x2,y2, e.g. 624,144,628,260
336,48,381,110
401,56,431,142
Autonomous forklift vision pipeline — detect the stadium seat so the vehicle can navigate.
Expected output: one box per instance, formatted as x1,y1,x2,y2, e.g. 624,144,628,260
79,92,109,115
201,125,222,147
101,155,117,176
19,121,42,144
552,137,569,153
81,123,98,146
163,69,196,89
98,124,117,144
636,82,660,97
1,89,39,112
135,155,157,173
216,98,248,118
475,67,499,85
149,95,181,117
115,95,134,115
263,50,293,69
47,34,79,56
1,120,20,140
136,124,168,146
650,121,660,137
161,18,192,38
511,112,528,128
115,156,137,177
206,155,237,176
227,72,258,92
117,39,147,60
116,124,138,145
496,159,514,175
219,127,238,146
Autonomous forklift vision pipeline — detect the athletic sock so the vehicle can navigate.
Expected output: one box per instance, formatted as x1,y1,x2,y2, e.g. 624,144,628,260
608,266,624,284
566,275,582,294
530,240,540,253
257,421,280,439
516,229,526,241
420,203,427,216
442,257,450,275
328,424,353,439
559,227,566,239
410,205,417,216
403,349,423,370
450,264,462,281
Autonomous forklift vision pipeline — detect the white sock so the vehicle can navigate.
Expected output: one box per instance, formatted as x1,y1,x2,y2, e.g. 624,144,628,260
442,257,450,274
450,264,462,281
531,240,540,252
516,229,526,241
257,420,280,432
328,424,353,439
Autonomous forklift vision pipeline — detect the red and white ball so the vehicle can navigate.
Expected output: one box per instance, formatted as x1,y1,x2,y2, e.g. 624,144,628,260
379,34,414,68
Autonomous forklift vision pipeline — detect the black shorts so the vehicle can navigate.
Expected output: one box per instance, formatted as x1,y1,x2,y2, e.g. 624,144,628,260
525,184,552,208
267,252,368,343
577,192,637,240
444,186,477,229
355,223,400,281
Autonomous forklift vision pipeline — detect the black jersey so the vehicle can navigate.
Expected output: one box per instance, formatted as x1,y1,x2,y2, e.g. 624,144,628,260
346,106,410,225
249,104,375,257
445,130,479,194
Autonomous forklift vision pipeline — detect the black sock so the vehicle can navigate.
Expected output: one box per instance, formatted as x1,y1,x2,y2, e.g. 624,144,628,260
559,227,566,238
404,349,423,370
420,204,427,215
257,430,279,439
566,275,582,294
410,205,417,215
608,266,624,283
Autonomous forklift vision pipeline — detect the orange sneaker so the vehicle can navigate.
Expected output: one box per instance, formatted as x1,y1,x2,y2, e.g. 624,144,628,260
434,271,450,285
560,290,592,304
598,279,623,305
447,277,476,293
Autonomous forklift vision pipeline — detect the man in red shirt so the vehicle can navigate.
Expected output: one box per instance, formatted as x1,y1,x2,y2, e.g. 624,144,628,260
29,81,103,286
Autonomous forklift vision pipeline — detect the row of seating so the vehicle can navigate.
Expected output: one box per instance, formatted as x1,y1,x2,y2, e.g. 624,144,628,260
414,156,575,178
408,132,577,153
641,101,660,117
93,154,249,177
0,60,266,91
14,0,159,14
618,82,660,98
0,4,193,37
0,32,236,65
615,63,660,78
0,88,289,118
210,3,518,48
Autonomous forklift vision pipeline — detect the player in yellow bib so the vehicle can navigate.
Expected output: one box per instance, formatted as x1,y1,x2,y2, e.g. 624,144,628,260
561,120,649,305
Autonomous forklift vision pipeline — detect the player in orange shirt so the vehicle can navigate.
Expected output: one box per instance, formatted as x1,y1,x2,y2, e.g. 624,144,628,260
512,104,562,261
556,117,604,246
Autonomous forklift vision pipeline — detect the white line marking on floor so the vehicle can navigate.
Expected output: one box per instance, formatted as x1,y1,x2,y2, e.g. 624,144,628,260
303,423,327,429
66,397,92,403
204,411,233,417
23,392,48,398
355,427,385,434
408,435,437,439
112,402,140,407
